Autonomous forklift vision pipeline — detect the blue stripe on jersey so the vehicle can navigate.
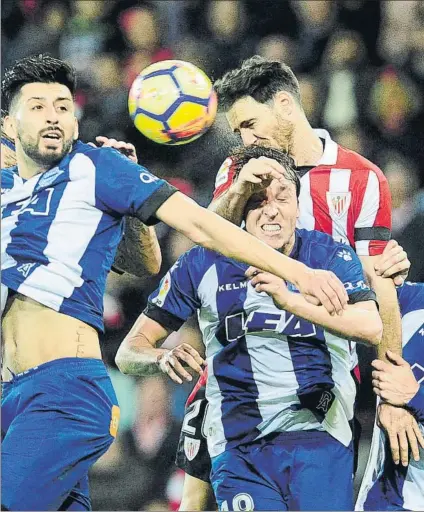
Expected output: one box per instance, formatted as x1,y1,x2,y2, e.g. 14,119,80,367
287,334,335,422
213,261,263,447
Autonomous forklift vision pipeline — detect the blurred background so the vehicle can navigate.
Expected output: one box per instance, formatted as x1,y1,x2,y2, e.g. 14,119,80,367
2,0,424,509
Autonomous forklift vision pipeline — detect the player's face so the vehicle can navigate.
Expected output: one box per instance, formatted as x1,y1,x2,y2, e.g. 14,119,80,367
227,96,295,152
245,175,299,253
7,83,78,168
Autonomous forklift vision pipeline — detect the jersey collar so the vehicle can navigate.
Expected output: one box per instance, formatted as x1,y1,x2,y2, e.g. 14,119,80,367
313,129,338,166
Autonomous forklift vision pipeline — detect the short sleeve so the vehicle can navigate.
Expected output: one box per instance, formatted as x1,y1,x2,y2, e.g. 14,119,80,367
328,246,377,305
212,157,237,200
145,249,205,331
94,147,177,225
354,168,392,256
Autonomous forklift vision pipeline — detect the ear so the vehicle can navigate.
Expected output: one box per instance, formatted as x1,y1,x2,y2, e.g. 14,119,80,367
274,91,294,117
4,115,17,140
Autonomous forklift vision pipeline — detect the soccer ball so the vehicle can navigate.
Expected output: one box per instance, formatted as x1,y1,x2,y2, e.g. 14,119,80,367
128,60,218,145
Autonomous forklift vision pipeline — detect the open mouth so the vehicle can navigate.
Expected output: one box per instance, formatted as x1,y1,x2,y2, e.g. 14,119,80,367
42,131,62,142
261,223,281,233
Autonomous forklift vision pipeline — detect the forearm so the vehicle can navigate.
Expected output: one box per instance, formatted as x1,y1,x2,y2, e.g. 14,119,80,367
373,280,402,360
114,217,161,277
281,293,382,345
115,333,168,376
407,385,424,423
156,193,306,285
208,188,250,225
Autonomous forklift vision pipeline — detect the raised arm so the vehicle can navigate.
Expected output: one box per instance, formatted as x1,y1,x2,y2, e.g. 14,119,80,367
155,192,348,315
246,268,382,346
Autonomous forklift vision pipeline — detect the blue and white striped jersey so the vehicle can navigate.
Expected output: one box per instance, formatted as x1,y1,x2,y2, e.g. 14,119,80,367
1,141,176,331
356,282,424,512
145,228,376,456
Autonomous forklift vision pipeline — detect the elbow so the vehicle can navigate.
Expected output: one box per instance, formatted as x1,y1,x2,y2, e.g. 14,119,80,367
115,347,128,374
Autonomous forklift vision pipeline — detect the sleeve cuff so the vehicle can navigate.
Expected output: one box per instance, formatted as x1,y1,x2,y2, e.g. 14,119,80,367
135,182,178,225
348,289,378,306
143,302,185,332
406,384,424,422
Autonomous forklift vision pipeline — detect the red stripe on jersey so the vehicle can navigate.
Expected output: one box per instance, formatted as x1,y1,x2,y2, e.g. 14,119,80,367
309,169,332,234
185,366,208,407
369,170,392,256
347,169,370,249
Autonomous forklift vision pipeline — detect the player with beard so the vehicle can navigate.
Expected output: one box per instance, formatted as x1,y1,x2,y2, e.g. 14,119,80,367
210,56,419,468
1,54,349,511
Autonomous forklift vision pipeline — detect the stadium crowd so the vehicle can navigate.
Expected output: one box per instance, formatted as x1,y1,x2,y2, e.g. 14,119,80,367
2,0,424,509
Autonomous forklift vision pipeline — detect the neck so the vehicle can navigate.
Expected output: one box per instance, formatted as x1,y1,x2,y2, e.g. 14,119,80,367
280,232,296,257
291,115,323,166
16,148,53,180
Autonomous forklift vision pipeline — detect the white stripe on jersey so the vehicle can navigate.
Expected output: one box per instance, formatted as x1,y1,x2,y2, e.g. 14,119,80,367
354,171,379,256
1,175,37,272
297,172,315,231
17,154,102,309
328,168,352,244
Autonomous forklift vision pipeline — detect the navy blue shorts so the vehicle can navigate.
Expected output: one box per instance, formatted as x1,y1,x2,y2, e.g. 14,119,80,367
1,358,119,511
211,430,354,511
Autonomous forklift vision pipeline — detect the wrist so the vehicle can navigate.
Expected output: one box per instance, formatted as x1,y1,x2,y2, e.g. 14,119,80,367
231,181,252,198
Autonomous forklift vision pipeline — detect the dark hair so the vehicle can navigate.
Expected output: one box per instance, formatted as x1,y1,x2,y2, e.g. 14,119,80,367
2,54,77,111
214,56,301,111
229,144,300,198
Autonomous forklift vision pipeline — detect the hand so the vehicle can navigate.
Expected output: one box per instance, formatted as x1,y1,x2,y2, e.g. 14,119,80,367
232,157,287,196
377,402,424,465
295,268,349,316
375,240,410,286
89,136,138,163
372,351,420,406
157,343,204,384
245,267,290,308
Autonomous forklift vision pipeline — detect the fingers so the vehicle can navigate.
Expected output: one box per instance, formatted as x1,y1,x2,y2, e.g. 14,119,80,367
245,267,260,279
375,242,410,278
398,429,409,466
386,350,408,367
371,359,391,371
94,136,137,161
394,275,405,287
413,421,424,450
160,345,204,384
317,272,348,316
406,425,421,462
388,431,400,465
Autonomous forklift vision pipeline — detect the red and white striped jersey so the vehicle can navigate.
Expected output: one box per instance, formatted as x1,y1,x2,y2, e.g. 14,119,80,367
213,129,392,257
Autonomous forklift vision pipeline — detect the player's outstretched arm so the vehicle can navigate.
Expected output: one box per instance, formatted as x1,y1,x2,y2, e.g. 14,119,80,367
155,192,348,315
115,313,204,384
247,268,382,345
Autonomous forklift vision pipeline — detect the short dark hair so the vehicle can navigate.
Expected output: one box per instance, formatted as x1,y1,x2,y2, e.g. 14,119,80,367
229,144,300,198
2,54,77,111
214,56,301,111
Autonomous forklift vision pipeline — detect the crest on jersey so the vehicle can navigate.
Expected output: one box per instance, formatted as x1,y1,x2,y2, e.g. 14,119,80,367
36,167,64,190
184,436,200,461
153,272,171,307
326,192,351,218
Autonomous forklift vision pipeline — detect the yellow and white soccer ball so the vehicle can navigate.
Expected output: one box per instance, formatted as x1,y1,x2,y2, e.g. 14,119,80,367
128,60,218,145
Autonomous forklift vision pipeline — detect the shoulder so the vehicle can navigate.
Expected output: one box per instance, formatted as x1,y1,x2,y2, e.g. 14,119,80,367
397,282,424,315
297,229,357,269
336,145,386,181
174,245,224,278
1,166,18,190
